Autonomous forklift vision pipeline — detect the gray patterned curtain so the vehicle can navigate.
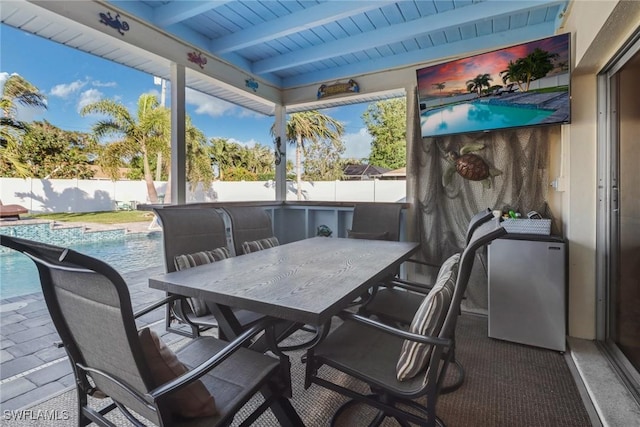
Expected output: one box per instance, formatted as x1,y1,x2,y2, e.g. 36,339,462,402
413,126,557,311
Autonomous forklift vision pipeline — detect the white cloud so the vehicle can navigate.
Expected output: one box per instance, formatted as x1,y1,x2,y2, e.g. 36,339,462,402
92,80,117,88
186,88,237,117
0,72,10,88
342,127,371,160
228,137,263,148
77,89,103,113
50,80,87,99
238,108,267,119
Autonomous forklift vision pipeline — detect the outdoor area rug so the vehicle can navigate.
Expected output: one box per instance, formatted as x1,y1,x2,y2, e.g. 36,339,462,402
6,314,592,426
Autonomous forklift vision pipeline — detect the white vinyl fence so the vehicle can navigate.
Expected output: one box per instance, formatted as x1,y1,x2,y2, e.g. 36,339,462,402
0,178,406,213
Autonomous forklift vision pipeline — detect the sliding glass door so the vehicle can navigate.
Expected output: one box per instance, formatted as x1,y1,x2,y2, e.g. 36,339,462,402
598,31,640,400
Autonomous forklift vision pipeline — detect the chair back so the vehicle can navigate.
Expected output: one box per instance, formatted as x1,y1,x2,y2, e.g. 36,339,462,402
154,207,228,273
442,219,506,338
465,208,494,245
350,203,403,241
0,236,159,424
223,206,274,255
416,219,505,403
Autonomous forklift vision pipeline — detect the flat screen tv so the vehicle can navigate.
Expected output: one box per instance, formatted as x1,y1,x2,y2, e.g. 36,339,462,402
416,33,570,138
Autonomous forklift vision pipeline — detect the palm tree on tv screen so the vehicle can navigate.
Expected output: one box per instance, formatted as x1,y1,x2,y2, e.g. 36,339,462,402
466,74,492,97
500,48,559,92
432,82,446,104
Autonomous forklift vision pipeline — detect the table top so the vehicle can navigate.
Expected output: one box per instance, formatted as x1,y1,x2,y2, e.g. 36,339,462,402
149,237,419,325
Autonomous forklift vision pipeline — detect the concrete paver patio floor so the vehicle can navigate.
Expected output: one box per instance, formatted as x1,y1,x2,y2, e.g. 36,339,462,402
0,264,173,410
0,220,168,410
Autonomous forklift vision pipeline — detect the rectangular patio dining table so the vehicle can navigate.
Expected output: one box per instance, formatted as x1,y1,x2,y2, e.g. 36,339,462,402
149,236,420,337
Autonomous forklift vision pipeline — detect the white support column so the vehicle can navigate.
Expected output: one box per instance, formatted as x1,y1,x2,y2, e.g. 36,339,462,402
274,105,287,201
171,63,186,204
405,86,419,242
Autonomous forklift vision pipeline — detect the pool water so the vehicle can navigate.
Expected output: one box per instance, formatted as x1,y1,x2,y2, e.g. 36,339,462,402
0,233,164,300
420,102,554,136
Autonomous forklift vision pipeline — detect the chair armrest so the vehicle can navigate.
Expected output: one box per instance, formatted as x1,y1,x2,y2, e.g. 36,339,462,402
76,318,280,414
149,317,278,399
337,311,451,348
385,278,435,294
77,364,156,409
133,295,180,319
405,258,441,269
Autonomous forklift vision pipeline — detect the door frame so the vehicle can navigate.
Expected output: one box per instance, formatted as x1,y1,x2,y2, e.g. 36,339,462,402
595,27,640,399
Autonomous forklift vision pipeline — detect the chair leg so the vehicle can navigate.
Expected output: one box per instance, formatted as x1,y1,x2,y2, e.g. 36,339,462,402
330,394,420,427
265,394,304,426
440,359,465,394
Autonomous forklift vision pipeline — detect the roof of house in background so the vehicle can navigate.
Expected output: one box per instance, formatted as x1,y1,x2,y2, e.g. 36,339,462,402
380,167,407,178
343,164,390,180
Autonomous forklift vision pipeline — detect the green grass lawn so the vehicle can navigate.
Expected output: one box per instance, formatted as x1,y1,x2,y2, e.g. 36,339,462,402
31,211,153,224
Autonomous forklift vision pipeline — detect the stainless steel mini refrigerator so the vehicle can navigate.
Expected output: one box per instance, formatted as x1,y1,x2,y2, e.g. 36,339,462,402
488,235,566,352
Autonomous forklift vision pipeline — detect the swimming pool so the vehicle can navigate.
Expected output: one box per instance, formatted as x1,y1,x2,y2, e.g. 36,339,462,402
0,233,164,299
420,102,554,137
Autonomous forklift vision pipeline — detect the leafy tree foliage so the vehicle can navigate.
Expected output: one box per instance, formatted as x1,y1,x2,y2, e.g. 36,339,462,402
163,116,214,203
0,121,94,178
24,121,93,178
1,74,47,177
209,137,274,181
302,137,345,181
363,98,406,170
81,94,168,202
271,110,344,199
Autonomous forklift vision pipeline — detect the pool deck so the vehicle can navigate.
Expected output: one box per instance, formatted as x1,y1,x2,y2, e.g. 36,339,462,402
0,220,171,410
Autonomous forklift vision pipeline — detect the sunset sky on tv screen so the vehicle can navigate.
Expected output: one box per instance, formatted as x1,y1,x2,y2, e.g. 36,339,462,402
417,34,569,99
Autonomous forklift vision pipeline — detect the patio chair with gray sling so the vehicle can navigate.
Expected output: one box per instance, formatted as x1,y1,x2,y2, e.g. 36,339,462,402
361,208,493,323
358,208,494,393
222,206,278,256
304,219,506,427
347,202,403,242
342,202,404,306
222,205,313,351
0,235,302,427
153,207,264,338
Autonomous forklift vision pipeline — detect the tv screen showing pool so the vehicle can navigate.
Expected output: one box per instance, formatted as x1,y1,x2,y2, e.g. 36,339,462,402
416,33,570,138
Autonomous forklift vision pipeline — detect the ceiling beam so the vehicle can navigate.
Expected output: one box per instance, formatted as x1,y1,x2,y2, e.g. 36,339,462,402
281,20,557,88
154,1,232,27
210,0,392,54
252,0,565,74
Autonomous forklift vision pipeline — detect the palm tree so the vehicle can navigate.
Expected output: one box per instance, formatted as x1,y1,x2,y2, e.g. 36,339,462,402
500,48,559,92
499,60,526,92
1,74,47,117
1,74,47,177
81,94,167,202
163,116,214,203
466,73,493,97
209,137,241,180
518,48,559,91
271,110,344,200
431,82,447,97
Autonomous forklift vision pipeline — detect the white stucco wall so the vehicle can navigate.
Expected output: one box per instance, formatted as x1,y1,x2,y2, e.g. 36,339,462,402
562,0,640,339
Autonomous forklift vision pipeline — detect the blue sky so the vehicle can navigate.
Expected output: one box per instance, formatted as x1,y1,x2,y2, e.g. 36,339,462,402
0,24,372,159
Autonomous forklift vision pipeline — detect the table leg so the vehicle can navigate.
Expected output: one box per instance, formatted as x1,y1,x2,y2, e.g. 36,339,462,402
206,303,245,341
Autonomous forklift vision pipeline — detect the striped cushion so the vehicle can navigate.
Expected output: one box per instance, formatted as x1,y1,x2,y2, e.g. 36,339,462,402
241,236,279,254
173,247,231,316
396,253,460,381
